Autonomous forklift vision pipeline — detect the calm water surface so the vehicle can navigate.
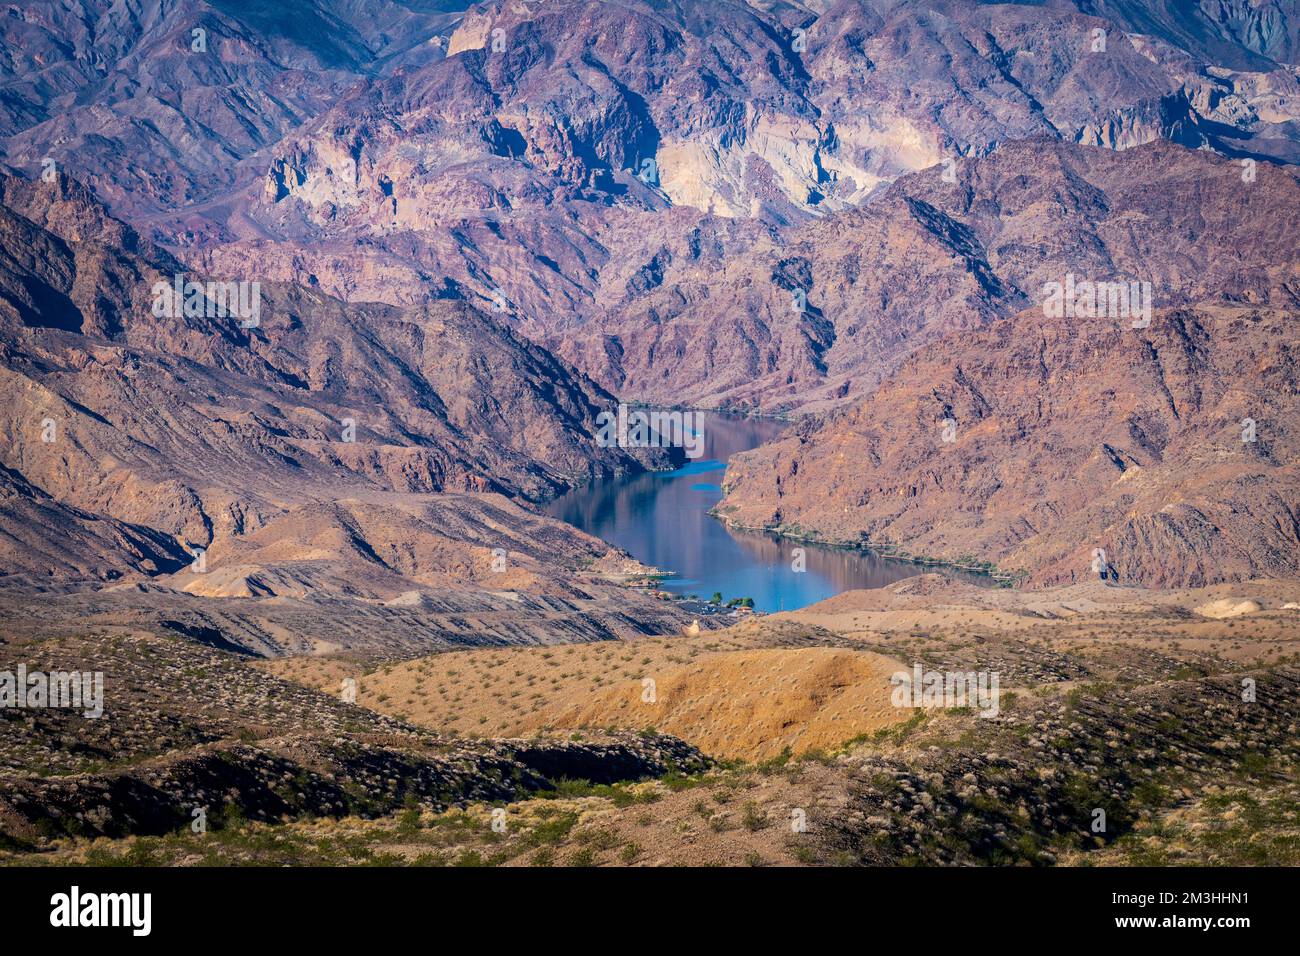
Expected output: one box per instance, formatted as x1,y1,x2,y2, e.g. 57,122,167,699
544,413,989,612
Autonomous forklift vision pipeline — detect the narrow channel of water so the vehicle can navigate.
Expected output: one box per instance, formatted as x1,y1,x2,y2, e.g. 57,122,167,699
544,412,988,612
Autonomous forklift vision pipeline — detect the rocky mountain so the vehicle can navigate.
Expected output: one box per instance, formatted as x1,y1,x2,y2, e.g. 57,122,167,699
717,299,1300,588
3,2,1298,590
0,0,465,221
501,136,1300,414
0,171,670,585
194,0,1300,408
707,136,1300,587
8,1,1300,413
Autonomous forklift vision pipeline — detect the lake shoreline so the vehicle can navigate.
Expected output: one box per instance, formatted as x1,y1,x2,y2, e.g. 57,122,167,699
543,412,994,611
708,511,1020,586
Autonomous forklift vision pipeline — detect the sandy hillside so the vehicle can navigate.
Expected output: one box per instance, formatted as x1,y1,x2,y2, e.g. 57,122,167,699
261,618,908,758
779,575,1300,665
533,646,906,760
262,574,1300,762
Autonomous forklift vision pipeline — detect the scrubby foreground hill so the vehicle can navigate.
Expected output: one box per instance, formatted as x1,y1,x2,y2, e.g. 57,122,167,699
5,574,1297,866
0,626,709,856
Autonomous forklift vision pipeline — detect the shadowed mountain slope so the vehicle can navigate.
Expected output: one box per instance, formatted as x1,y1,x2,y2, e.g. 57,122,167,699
0,172,668,584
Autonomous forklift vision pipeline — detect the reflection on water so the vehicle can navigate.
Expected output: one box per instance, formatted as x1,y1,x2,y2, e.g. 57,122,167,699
544,412,989,612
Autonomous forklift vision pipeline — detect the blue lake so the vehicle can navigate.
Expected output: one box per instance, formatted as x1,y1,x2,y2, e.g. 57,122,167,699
544,412,990,612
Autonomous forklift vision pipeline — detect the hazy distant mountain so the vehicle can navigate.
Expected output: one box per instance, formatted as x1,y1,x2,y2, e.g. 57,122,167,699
0,0,466,218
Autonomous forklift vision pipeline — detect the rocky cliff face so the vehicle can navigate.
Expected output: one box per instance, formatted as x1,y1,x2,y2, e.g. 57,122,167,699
711,136,1300,587
3,2,1299,592
545,137,1300,413
8,1,1298,411
0,172,668,582
718,300,1300,588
